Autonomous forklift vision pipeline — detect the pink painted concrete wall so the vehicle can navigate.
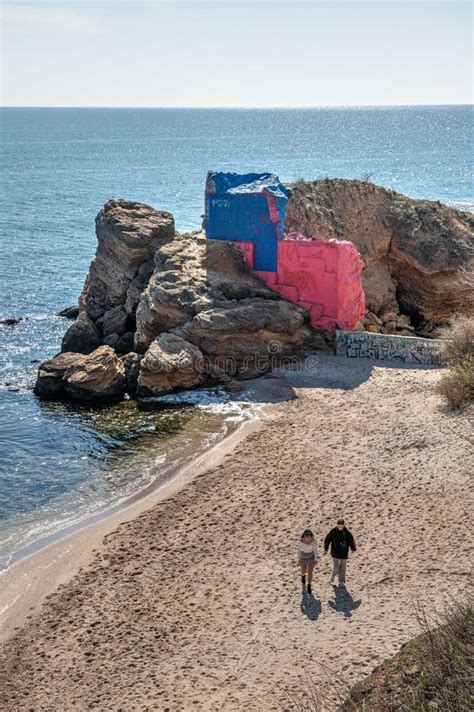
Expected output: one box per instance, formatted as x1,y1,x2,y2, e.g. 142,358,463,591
235,233,365,330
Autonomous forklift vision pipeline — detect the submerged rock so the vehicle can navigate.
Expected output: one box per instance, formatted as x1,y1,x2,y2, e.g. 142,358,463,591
0,317,23,326
57,305,80,319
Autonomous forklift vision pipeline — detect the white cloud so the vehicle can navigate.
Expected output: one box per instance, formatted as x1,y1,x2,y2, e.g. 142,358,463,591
0,4,101,34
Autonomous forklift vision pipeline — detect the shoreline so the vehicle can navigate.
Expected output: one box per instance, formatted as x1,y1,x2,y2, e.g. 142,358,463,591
0,409,266,644
0,403,246,573
0,355,471,710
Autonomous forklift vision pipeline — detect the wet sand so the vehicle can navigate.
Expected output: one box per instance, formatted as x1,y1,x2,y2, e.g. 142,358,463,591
0,354,472,711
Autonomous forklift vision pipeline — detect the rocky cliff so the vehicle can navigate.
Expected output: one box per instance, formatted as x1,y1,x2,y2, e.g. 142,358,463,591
35,199,315,401
34,182,473,403
285,179,474,327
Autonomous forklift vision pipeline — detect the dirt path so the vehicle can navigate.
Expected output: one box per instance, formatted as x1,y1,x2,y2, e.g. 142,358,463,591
0,355,472,711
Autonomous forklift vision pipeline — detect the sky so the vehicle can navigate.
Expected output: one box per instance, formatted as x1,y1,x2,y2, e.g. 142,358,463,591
0,0,472,107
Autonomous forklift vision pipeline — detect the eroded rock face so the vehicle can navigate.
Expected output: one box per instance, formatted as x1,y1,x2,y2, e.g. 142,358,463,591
388,198,474,322
285,179,474,322
34,347,126,401
33,352,83,398
174,298,312,379
61,311,101,354
137,334,204,397
79,200,175,320
134,235,278,352
62,347,126,402
96,305,129,337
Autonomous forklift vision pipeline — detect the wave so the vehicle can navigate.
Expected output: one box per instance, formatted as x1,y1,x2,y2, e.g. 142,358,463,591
447,200,474,214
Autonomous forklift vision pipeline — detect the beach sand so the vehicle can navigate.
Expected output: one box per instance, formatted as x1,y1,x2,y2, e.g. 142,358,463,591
0,354,472,711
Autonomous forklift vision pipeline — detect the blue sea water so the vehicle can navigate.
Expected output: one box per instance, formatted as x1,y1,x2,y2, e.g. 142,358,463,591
0,106,473,566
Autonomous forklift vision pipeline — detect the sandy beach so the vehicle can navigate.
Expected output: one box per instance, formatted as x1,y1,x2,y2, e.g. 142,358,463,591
0,354,472,711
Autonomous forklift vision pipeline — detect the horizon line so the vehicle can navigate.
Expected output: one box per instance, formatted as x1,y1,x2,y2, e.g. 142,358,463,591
1,102,472,110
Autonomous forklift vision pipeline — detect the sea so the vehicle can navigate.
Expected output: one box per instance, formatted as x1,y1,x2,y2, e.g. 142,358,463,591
1,105,473,569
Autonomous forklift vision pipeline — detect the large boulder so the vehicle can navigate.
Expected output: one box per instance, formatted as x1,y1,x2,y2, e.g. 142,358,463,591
34,347,126,402
61,311,101,354
79,200,175,320
134,235,278,352
96,305,129,337
33,352,83,398
62,346,126,402
174,298,312,378
285,179,474,323
137,334,204,397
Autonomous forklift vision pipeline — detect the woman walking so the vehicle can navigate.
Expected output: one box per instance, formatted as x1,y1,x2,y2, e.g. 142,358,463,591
297,529,318,595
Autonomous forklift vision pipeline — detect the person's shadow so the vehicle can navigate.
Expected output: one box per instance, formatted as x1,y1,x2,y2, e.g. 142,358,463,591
301,589,322,621
328,585,362,618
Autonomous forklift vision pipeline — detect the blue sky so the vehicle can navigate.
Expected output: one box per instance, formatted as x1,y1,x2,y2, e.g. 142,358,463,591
1,1,472,107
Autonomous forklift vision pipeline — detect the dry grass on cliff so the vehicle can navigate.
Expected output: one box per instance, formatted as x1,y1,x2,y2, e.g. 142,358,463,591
340,595,474,712
279,596,473,712
436,316,474,409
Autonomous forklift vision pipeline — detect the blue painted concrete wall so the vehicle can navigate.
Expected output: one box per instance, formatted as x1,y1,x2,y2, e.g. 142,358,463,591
205,172,289,272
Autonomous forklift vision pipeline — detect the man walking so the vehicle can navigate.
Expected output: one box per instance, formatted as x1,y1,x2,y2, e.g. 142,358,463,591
324,518,356,587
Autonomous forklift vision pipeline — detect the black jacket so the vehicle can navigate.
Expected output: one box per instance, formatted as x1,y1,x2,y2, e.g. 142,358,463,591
324,527,356,560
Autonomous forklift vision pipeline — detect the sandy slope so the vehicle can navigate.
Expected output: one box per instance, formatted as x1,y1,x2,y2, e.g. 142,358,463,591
0,355,472,711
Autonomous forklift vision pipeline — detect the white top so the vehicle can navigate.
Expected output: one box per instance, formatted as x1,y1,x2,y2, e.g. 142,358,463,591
297,539,318,558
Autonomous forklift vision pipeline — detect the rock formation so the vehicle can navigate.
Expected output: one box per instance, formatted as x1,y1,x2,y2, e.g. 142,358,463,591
134,233,287,352
34,347,126,402
60,200,175,358
57,305,80,319
174,298,311,379
34,352,84,399
34,181,472,403
35,201,313,402
80,199,175,320
285,179,474,325
120,352,142,395
61,311,101,354
136,334,204,397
